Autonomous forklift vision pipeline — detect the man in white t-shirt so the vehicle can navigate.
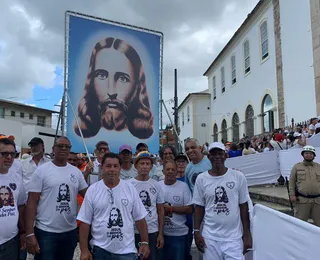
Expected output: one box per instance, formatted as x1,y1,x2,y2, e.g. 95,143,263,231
184,138,211,194
119,144,137,180
159,160,193,260
0,138,27,260
25,137,88,260
193,142,252,260
128,151,164,260
88,141,109,185
77,153,150,260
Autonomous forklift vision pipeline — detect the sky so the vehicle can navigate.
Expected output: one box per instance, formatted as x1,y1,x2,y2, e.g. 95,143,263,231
0,0,259,127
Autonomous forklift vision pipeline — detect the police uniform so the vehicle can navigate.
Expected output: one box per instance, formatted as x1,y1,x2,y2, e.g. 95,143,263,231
289,159,320,226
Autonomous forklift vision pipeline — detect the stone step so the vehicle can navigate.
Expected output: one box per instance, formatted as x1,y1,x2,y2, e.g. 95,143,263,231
249,190,291,207
252,198,294,216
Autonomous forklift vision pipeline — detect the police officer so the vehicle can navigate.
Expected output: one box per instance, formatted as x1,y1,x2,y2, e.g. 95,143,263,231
289,145,320,226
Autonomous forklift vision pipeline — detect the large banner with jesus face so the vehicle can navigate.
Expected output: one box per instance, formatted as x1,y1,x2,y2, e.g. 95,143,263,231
66,12,162,154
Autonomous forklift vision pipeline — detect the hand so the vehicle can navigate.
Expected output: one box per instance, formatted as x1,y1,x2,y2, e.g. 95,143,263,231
20,233,26,251
156,234,164,249
194,232,206,253
80,248,92,260
85,161,94,174
290,195,297,203
242,233,253,255
26,235,40,255
163,205,172,216
138,244,150,259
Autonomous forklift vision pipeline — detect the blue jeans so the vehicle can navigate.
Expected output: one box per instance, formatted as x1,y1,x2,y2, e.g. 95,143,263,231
162,235,186,260
19,249,27,260
34,227,77,260
135,232,161,260
92,246,137,260
0,235,19,260
185,223,193,260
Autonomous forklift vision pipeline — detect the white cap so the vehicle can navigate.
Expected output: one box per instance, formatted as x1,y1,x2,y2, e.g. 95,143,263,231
208,142,226,152
315,123,320,129
284,129,289,133
293,132,302,138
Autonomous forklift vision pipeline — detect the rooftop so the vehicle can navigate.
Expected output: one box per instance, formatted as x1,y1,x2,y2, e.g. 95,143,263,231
178,90,210,110
0,99,59,114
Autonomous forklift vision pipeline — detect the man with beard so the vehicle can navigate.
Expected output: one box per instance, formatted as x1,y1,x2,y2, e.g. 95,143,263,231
25,137,88,260
75,37,154,139
21,138,51,195
289,145,320,226
184,138,211,194
119,144,137,180
193,142,252,260
88,141,109,185
0,138,26,260
128,152,164,260
77,153,150,260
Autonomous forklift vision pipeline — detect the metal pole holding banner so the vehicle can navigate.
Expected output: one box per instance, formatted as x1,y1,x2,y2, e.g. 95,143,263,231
161,99,189,162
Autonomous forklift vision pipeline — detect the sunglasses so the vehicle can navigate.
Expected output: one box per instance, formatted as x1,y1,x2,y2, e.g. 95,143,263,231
55,144,72,149
0,152,18,158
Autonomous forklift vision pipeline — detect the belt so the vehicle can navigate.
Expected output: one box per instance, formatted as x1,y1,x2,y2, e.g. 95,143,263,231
296,190,320,199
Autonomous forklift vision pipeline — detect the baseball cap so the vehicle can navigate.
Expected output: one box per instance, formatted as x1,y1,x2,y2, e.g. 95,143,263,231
175,153,188,162
95,141,108,149
136,142,148,150
134,151,154,166
119,144,132,153
208,142,226,152
28,137,44,146
293,132,302,138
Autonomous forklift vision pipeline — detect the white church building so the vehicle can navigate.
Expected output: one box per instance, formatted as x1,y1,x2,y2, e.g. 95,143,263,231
202,0,319,143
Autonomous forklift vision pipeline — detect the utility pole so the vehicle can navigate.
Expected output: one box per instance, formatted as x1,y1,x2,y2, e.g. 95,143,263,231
174,69,179,152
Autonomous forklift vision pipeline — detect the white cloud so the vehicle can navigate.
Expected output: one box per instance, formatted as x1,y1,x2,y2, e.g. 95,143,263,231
0,0,259,109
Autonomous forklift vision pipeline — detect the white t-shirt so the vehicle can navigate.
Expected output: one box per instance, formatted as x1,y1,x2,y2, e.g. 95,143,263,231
88,160,102,185
21,156,51,195
150,165,164,181
28,162,88,233
159,180,192,236
192,169,249,241
128,178,165,233
77,180,147,254
120,165,137,180
10,159,22,176
0,169,26,245
309,124,315,131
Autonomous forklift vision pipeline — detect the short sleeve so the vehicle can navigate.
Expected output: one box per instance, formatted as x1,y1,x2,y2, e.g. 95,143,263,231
131,187,148,221
156,183,165,204
238,173,249,204
192,176,205,206
17,181,27,206
28,168,43,193
183,183,192,206
77,169,88,191
77,187,94,225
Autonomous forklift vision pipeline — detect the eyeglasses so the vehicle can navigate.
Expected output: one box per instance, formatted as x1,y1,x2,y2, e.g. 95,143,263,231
107,189,114,204
98,147,109,152
0,152,17,158
55,144,72,150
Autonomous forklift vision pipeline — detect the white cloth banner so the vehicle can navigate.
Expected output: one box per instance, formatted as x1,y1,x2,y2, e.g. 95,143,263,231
252,204,320,260
278,148,320,178
225,151,280,186
306,133,320,147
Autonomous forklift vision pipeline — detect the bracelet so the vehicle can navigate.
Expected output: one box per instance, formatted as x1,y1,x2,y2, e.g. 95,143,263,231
138,241,149,247
193,229,200,234
26,233,35,238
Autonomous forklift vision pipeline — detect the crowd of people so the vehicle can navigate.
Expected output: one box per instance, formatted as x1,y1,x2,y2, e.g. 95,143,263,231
201,116,320,159
0,134,253,260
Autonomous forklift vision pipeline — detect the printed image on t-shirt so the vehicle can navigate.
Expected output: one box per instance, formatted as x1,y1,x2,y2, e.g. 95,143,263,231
139,190,152,217
107,207,124,241
213,186,230,215
0,185,15,208
56,183,71,214
164,202,173,228
191,172,202,185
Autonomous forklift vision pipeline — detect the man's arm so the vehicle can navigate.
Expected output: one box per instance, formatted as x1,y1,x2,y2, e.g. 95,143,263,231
79,222,90,251
169,205,193,215
240,202,252,254
25,192,40,235
194,205,204,230
156,204,164,235
78,188,87,198
136,218,150,259
289,166,297,200
18,205,26,232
